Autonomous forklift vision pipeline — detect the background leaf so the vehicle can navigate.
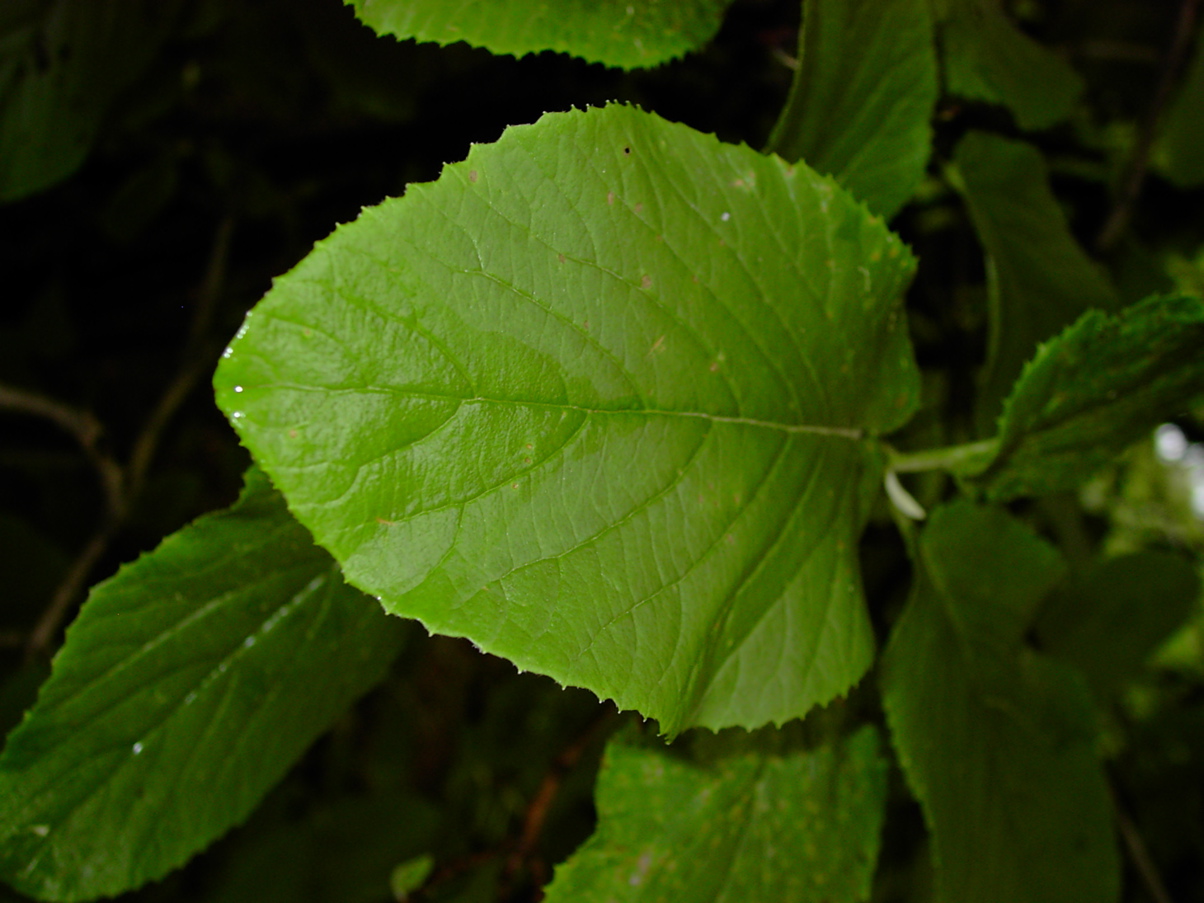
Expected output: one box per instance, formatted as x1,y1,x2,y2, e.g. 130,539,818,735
543,724,887,903
964,293,1204,501
0,469,407,901
346,0,736,70
767,0,937,220
881,500,1119,903
933,0,1083,130
1154,20,1204,188
949,131,1120,431
0,0,183,202
1035,550,1201,697
215,103,921,735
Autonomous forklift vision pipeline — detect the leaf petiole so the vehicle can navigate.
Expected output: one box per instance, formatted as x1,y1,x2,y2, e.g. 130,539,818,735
886,438,998,474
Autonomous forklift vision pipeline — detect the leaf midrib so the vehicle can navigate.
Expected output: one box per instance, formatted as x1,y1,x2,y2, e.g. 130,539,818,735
256,384,867,439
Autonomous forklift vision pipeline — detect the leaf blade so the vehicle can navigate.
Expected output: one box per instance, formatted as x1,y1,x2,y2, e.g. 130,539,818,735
544,725,887,903
965,293,1204,500
0,469,406,902
881,501,1119,903
346,0,736,69
767,0,938,219
215,104,921,734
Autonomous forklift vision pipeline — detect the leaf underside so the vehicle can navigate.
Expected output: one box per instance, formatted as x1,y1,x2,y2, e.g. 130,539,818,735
346,0,736,69
0,469,405,902
215,103,921,735
544,726,887,903
881,501,1119,903
767,0,938,220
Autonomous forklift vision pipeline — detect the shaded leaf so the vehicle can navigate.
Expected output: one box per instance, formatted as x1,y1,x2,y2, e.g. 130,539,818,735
214,103,921,735
964,293,1204,500
346,0,736,70
0,0,183,202
0,469,407,901
544,725,887,903
1155,21,1204,188
933,0,1083,130
1036,551,1201,695
767,0,937,219
950,131,1120,431
881,500,1119,903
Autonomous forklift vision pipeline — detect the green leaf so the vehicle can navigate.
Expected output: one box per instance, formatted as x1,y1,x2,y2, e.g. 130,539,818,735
933,0,1083,130
766,0,937,219
1154,21,1204,187
1036,551,1201,696
881,500,1119,903
964,293,1204,501
0,469,406,902
544,725,887,903
345,0,736,70
214,103,921,735
949,132,1120,431
0,0,182,202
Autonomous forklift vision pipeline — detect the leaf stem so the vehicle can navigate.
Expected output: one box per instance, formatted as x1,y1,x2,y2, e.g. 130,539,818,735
886,438,998,474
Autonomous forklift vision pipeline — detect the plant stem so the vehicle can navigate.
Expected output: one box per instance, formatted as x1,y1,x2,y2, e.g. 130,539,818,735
1096,0,1202,252
886,439,998,474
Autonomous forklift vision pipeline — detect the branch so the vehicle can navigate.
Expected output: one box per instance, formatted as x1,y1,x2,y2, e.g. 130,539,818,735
22,216,236,659
1096,0,1202,252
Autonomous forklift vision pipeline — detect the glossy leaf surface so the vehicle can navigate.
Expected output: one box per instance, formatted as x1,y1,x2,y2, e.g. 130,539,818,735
934,0,1083,130
881,501,1118,903
0,470,406,901
950,132,1119,430
544,725,887,903
347,0,735,69
966,294,1204,500
767,0,937,219
215,103,921,734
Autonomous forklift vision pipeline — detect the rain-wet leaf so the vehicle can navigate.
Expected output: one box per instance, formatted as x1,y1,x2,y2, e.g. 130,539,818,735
214,103,920,735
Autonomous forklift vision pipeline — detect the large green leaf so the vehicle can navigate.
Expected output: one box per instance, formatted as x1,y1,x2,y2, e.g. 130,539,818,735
0,469,406,902
544,725,887,903
881,501,1119,903
962,294,1204,500
1035,551,1201,697
932,0,1083,130
767,0,937,220
214,103,921,735
1154,21,1204,188
0,0,182,202
949,132,1120,431
346,0,736,70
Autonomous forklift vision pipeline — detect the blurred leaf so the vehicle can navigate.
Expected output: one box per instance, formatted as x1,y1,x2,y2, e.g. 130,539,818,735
390,854,434,901
934,0,1083,130
0,469,407,901
0,0,184,201
202,791,442,903
346,0,737,70
963,294,1204,500
1036,551,1200,695
544,725,887,903
214,103,921,736
950,131,1120,431
881,500,1119,903
1154,21,1204,187
767,0,938,219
